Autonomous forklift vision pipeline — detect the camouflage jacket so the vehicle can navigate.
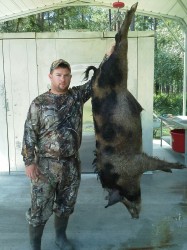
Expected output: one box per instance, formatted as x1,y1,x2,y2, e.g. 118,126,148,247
22,81,91,166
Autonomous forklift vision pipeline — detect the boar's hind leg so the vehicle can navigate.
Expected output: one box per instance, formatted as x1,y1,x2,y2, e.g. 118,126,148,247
117,2,138,42
137,153,185,173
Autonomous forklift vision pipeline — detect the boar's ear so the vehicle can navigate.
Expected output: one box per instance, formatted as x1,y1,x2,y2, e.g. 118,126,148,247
105,189,123,208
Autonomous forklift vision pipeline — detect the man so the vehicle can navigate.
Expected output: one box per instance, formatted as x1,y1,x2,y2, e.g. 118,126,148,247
21,51,113,250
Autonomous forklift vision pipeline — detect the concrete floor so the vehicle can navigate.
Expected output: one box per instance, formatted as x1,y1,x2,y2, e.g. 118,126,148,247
0,140,187,250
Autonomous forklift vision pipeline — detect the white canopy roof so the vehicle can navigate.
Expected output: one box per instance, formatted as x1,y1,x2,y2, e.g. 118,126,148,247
0,0,186,30
0,0,186,114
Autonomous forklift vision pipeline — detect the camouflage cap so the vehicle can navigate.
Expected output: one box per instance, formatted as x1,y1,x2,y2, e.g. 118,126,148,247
50,59,71,73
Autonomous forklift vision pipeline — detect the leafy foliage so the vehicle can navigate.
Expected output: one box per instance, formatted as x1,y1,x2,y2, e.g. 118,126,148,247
134,17,184,95
153,93,183,116
154,21,184,94
0,7,110,32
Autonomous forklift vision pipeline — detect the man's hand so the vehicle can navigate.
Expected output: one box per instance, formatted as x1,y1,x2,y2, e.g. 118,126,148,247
106,44,115,57
25,164,40,180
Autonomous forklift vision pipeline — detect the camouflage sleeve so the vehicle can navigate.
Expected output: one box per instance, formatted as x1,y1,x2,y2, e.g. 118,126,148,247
73,80,92,103
21,101,40,166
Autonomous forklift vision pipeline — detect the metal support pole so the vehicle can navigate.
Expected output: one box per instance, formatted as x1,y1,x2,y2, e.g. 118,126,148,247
183,30,187,115
109,9,112,31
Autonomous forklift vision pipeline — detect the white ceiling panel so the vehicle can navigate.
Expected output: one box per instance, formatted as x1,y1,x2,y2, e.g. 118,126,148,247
0,0,186,30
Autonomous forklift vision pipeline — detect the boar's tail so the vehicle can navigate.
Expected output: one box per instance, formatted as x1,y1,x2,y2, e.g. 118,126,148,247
84,66,97,81
136,153,186,173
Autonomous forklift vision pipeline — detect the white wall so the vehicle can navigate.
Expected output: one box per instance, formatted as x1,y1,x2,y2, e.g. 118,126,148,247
0,30,154,172
0,40,9,171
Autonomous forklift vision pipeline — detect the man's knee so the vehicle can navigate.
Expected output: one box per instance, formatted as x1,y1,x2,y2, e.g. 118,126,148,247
53,205,74,218
26,208,50,227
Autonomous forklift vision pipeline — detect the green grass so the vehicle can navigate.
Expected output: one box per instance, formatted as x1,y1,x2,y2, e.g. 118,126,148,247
154,126,171,139
83,99,94,132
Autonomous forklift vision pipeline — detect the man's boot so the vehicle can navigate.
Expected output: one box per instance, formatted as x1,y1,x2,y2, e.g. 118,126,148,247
29,224,45,250
54,215,74,250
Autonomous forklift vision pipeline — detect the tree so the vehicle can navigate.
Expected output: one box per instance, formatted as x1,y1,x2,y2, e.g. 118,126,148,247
0,6,184,97
154,20,184,94
134,16,184,95
0,6,110,32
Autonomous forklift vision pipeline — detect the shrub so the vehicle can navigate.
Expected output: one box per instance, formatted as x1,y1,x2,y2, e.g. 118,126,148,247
153,93,183,116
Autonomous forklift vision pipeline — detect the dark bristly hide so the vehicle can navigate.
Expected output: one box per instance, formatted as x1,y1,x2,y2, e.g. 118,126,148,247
85,2,185,219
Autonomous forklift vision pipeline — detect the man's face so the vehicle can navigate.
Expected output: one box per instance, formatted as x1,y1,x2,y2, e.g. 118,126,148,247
49,67,72,94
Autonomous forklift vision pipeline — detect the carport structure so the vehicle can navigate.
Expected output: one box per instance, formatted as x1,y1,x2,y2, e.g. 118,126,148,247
0,1,186,26
0,0,186,174
0,2,187,250
0,1,186,106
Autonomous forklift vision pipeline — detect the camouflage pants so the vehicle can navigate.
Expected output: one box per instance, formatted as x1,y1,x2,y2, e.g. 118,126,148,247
26,155,81,227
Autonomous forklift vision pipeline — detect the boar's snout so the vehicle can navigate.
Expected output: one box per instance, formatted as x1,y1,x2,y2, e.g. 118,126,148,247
122,197,141,219
128,206,140,219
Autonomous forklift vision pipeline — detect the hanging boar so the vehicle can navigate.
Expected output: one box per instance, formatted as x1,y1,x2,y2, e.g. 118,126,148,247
84,2,185,219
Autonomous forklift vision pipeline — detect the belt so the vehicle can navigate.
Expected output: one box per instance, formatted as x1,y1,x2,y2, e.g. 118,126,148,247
38,153,78,162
